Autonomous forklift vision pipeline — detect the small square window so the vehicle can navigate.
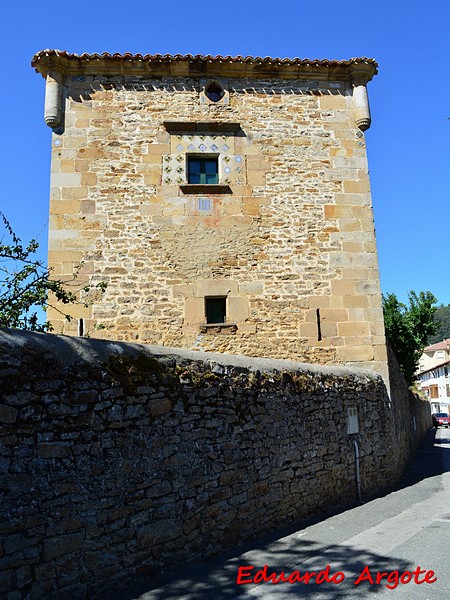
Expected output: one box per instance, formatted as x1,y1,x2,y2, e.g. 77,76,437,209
198,198,212,212
205,297,226,324
188,156,218,185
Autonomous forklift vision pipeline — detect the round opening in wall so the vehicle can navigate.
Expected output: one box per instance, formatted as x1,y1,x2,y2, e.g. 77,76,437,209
205,81,225,103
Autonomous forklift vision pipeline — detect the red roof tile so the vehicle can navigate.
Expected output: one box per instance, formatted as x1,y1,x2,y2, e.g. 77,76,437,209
31,50,378,83
424,339,450,352
31,49,378,68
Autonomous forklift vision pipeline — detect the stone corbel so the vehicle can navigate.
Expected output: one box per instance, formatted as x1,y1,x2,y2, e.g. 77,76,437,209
44,70,63,129
353,83,371,131
350,65,373,132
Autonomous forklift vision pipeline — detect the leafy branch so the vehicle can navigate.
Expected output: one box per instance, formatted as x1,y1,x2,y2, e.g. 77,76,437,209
383,291,438,385
0,211,106,332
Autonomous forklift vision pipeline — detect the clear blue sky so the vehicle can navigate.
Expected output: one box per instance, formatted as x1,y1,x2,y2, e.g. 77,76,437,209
2,0,449,306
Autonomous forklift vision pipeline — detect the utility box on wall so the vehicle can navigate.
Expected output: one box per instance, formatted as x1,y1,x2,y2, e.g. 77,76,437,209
347,406,359,434
32,50,389,382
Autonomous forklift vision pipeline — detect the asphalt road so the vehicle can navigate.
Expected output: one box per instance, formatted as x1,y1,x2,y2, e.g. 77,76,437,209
119,427,450,600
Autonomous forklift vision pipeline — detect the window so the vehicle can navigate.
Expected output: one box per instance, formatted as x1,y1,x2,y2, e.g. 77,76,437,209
205,297,226,324
430,385,439,399
187,156,218,185
198,197,212,212
199,80,229,105
205,81,225,103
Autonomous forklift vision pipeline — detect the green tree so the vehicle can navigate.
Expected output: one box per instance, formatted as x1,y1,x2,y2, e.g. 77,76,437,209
0,212,105,332
382,291,438,385
427,303,450,345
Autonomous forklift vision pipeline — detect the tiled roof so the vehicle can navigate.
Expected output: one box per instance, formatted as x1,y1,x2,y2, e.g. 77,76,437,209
424,339,450,352
32,50,378,67
31,50,378,82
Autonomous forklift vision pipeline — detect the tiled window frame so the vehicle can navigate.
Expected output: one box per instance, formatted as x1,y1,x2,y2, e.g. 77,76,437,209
162,122,244,192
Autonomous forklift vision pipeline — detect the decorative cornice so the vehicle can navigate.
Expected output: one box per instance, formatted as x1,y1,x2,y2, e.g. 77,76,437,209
32,50,378,83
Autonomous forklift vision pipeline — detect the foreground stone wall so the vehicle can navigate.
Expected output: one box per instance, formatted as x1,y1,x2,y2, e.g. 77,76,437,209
0,330,429,599
385,340,431,464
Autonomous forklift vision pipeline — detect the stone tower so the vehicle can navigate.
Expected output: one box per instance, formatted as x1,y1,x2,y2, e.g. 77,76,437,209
32,50,388,380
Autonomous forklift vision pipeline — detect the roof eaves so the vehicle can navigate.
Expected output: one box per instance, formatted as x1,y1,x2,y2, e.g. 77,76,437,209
419,359,450,376
31,50,378,83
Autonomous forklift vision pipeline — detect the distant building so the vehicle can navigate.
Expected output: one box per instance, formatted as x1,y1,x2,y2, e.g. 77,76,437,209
417,339,450,413
418,339,450,372
32,50,389,381
418,361,450,414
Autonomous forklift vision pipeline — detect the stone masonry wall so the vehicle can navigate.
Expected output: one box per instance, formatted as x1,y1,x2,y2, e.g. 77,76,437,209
0,330,429,599
45,68,388,381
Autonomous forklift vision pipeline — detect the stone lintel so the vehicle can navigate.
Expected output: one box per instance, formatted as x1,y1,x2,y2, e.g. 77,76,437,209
164,121,241,133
